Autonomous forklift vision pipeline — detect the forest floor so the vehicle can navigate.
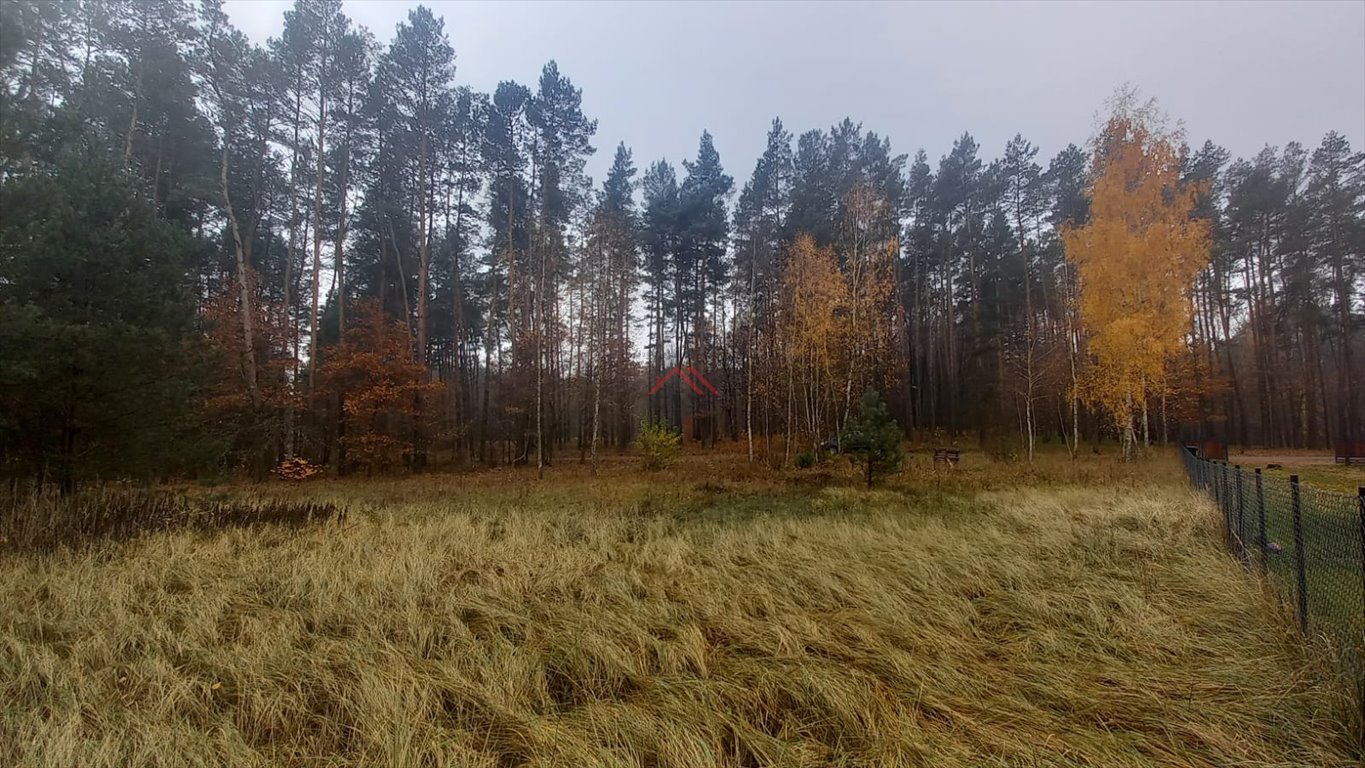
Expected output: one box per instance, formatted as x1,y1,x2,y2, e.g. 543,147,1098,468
1,452,1360,767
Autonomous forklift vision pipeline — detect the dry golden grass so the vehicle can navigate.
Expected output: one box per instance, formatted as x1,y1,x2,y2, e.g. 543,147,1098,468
1,453,1359,767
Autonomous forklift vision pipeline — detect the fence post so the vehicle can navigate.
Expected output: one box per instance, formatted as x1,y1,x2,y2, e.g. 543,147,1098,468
1291,475,1308,634
1255,468,1266,576
1235,465,1245,564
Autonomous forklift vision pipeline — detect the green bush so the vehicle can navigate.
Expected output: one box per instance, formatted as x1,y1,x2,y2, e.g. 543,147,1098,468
841,389,905,488
636,419,681,471
795,451,817,469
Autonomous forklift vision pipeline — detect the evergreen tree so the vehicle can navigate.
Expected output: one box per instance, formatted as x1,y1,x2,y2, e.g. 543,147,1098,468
583,143,639,460
427,85,485,460
998,134,1046,458
323,26,376,344
675,131,732,444
375,5,454,367
0,0,75,170
526,60,596,470
841,389,904,488
734,119,794,458
0,149,206,492
1304,133,1365,443
787,129,836,246
640,159,679,424
468,80,530,463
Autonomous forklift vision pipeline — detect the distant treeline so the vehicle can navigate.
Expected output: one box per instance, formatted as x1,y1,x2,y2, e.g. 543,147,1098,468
0,1,1361,488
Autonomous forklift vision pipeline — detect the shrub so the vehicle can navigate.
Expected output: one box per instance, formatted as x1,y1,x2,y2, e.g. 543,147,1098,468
795,451,817,469
841,389,905,488
636,419,681,471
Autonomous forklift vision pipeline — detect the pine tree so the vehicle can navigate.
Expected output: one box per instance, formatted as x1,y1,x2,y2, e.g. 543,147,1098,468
999,134,1045,460
1044,143,1090,455
303,1,349,406
375,5,455,369
527,60,596,473
787,129,836,247
841,389,904,489
929,132,986,435
1304,132,1365,444
324,26,375,345
0,0,76,169
429,85,485,461
478,80,531,463
0,149,205,492
675,131,732,445
640,159,679,426
583,143,638,469
734,119,793,459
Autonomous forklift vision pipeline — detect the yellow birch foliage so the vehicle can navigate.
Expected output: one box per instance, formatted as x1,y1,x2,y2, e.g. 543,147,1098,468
782,235,848,370
1062,114,1210,450
780,234,851,439
847,238,902,394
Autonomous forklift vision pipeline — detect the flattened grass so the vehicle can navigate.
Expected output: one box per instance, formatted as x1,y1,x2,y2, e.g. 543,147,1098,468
0,456,1358,766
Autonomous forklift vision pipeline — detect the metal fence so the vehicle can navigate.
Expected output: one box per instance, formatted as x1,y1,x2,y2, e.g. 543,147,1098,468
1180,446,1364,740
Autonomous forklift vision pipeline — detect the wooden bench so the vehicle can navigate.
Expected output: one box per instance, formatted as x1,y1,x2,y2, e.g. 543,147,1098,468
933,447,960,466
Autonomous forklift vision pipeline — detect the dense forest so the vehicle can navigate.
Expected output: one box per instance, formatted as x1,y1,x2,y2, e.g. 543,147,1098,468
1,0,1362,489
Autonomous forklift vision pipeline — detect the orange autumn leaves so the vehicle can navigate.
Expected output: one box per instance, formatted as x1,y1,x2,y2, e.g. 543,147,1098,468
1063,112,1211,458
203,290,441,474
317,300,441,472
778,231,899,447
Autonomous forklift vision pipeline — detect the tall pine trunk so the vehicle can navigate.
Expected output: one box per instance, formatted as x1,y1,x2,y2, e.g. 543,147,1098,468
307,78,327,404
219,141,258,408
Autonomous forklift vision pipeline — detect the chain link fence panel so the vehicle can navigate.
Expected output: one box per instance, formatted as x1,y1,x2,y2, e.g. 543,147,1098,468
1181,447,1364,745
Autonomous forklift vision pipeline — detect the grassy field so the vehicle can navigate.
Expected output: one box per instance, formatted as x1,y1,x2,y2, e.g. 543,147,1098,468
1264,463,1365,495
1224,448,1365,494
1,452,1360,767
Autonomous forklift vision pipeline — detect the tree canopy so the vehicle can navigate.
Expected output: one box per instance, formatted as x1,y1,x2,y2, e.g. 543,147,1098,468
0,1,1360,488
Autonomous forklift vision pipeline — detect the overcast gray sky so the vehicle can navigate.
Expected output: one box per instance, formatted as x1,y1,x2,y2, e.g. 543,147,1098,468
224,0,1365,187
